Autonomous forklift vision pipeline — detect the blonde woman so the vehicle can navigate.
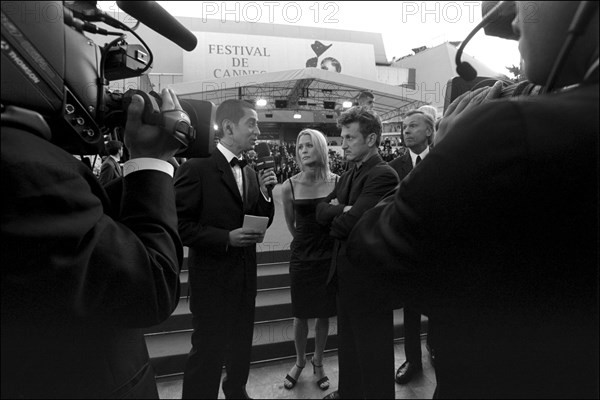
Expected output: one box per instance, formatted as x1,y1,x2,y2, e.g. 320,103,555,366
281,129,339,391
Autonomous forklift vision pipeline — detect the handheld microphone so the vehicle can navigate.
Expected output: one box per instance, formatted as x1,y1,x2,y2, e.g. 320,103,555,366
116,1,198,51
255,143,275,196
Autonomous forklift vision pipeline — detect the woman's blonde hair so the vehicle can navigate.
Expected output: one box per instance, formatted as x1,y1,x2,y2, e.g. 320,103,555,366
295,129,332,182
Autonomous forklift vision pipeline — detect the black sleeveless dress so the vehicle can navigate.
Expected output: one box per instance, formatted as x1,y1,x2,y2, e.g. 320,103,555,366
288,180,337,318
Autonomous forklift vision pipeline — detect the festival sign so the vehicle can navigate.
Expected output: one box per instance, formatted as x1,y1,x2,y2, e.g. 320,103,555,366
183,32,377,82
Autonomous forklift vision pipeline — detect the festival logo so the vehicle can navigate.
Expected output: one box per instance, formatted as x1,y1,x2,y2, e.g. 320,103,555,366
305,40,341,73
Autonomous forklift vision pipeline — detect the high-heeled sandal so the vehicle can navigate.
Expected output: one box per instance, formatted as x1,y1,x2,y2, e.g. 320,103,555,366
283,362,305,390
311,358,330,391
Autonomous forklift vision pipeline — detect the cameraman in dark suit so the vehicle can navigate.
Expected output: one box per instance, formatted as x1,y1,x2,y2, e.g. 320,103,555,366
2,87,185,398
348,2,598,398
175,99,275,399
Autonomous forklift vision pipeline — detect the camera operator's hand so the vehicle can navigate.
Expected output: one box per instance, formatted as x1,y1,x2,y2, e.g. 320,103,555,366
258,167,277,197
435,81,503,146
124,88,183,160
229,228,264,247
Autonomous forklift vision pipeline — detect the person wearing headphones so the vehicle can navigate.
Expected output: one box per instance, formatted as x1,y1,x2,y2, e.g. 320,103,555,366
348,2,598,398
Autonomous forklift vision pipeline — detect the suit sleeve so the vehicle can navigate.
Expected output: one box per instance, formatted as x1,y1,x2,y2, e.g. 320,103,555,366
1,130,183,328
174,160,230,249
329,166,399,239
315,181,345,226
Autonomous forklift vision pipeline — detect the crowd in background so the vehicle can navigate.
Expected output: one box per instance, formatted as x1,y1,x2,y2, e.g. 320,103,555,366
87,138,413,184
86,136,412,184
239,140,409,181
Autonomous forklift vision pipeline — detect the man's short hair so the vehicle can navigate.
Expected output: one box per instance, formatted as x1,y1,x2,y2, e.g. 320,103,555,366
357,91,375,108
358,91,374,101
105,140,122,156
417,105,439,122
337,106,383,146
216,99,255,137
404,109,435,145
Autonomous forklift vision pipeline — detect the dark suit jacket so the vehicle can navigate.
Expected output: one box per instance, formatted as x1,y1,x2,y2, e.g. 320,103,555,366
174,150,274,313
347,83,599,398
388,150,414,181
99,156,122,186
388,149,426,310
1,127,183,398
316,153,398,310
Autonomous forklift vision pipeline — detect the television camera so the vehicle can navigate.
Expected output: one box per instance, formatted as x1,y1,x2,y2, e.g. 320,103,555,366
1,1,216,158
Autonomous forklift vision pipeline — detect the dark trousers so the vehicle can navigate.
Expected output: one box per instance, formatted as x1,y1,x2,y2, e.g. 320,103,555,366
335,254,395,399
403,307,422,364
403,307,436,366
182,289,255,399
336,296,395,399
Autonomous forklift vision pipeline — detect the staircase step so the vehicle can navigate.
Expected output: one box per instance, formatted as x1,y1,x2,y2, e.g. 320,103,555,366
181,248,291,271
145,309,428,377
257,249,291,264
149,248,430,378
143,287,292,334
257,262,290,290
178,262,290,298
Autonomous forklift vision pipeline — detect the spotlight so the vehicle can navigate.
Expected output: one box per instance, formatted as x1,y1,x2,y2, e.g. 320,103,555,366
293,112,302,119
256,99,267,107
342,101,353,108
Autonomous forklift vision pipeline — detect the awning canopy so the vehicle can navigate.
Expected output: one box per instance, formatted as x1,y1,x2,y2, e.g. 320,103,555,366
169,68,427,122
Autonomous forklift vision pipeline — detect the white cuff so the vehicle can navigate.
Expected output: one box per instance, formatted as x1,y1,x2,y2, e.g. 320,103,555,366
123,158,174,177
261,189,271,202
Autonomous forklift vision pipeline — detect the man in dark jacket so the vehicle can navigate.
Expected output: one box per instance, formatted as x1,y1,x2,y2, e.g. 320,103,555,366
317,106,399,399
2,87,184,398
348,2,599,398
176,100,275,399
388,109,435,385
98,140,124,186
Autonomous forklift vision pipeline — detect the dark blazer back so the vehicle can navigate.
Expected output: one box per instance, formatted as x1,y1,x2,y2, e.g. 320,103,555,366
2,127,182,398
99,156,122,186
346,84,600,398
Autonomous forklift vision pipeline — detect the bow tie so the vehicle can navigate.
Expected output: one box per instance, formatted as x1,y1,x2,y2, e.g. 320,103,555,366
230,158,247,168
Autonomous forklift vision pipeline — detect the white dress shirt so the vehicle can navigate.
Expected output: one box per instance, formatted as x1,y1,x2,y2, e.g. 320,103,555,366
217,143,244,197
409,146,430,168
